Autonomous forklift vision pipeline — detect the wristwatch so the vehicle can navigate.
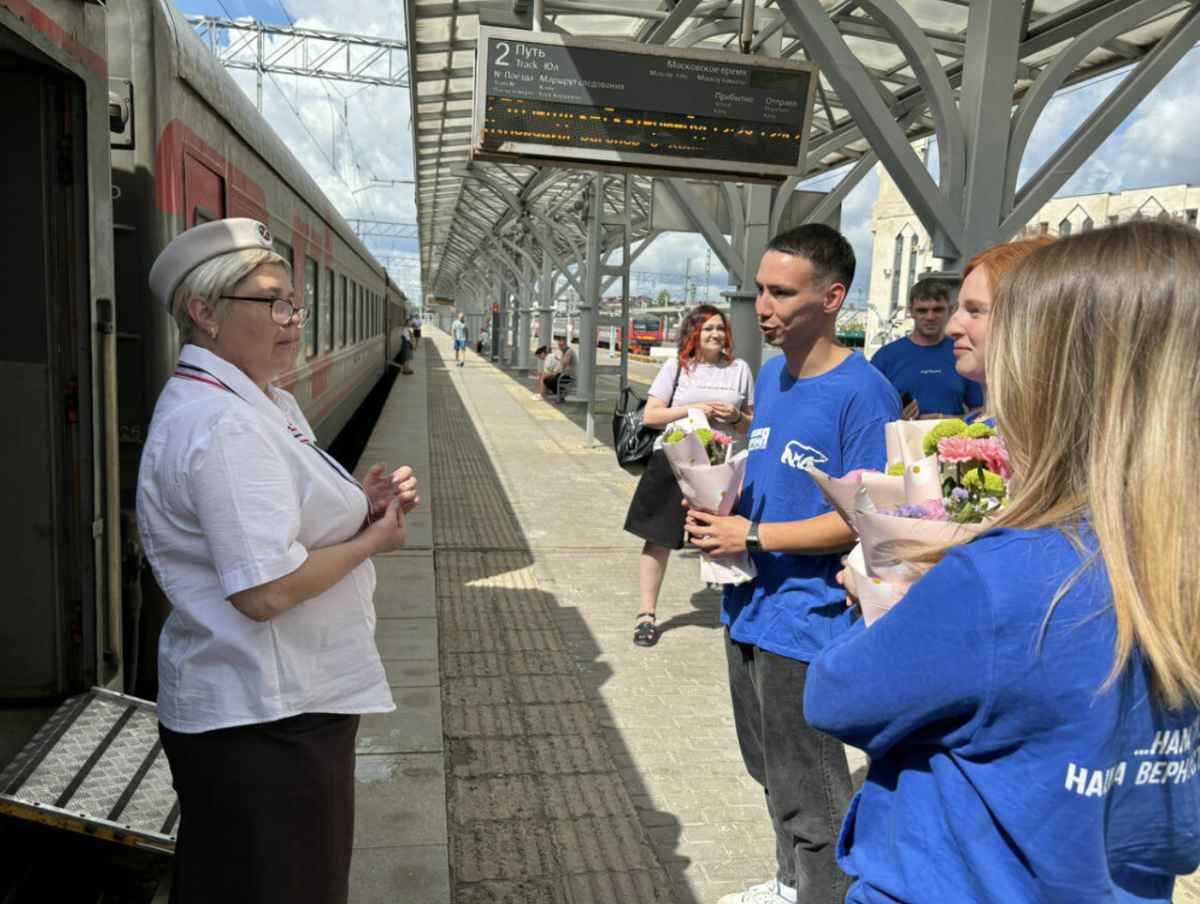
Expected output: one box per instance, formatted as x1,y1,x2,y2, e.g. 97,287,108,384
745,521,762,553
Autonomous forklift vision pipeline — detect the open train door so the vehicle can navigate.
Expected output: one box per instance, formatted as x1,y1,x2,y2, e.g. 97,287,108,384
0,1,119,699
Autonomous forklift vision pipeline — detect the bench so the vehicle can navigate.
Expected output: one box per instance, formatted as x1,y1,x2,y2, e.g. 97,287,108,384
554,372,576,403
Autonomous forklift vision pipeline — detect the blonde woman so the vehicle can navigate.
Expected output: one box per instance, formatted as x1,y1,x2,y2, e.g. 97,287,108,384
806,220,1200,903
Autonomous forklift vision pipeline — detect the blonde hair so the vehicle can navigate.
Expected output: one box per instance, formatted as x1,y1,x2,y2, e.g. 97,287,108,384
171,248,290,343
986,220,1200,708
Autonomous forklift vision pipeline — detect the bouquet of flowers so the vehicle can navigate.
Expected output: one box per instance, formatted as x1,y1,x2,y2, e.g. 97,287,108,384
661,409,755,585
806,418,1010,624
663,426,734,465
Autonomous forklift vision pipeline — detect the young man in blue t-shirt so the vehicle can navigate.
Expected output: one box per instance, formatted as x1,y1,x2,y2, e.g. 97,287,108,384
868,276,983,420
688,225,900,904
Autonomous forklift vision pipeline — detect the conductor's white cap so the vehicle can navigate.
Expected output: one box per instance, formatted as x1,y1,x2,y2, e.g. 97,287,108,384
149,218,275,309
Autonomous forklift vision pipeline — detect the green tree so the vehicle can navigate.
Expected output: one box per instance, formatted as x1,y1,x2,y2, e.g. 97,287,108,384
655,289,671,307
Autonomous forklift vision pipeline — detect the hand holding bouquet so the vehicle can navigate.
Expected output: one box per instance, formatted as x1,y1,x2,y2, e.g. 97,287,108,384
807,418,1010,624
661,410,755,585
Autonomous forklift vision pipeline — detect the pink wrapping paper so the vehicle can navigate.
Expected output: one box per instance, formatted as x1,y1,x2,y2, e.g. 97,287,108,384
854,505,987,578
807,421,999,624
661,409,756,585
846,544,906,626
805,466,904,531
885,418,947,466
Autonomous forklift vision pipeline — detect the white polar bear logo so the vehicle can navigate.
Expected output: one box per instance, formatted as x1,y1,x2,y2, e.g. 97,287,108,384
781,440,828,470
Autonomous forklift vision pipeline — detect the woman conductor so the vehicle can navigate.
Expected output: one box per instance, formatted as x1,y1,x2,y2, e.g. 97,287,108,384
137,219,420,903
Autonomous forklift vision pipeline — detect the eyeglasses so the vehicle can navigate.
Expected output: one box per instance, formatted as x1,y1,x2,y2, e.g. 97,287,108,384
220,296,310,327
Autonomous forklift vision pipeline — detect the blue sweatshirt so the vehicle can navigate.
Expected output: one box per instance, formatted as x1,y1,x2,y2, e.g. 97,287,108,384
806,527,1200,903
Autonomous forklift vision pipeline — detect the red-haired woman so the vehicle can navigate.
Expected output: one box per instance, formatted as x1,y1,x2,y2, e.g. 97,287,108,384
623,304,754,646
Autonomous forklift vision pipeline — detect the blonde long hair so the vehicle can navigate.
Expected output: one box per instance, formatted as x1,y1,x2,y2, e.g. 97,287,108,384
986,220,1200,708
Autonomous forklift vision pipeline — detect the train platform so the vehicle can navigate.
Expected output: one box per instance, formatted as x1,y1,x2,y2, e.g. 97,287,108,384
348,328,861,904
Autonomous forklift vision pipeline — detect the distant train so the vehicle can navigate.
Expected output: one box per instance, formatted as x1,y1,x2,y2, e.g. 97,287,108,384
542,309,685,351
3,0,411,702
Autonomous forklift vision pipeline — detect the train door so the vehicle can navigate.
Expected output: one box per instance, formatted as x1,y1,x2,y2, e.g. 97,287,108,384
0,43,96,696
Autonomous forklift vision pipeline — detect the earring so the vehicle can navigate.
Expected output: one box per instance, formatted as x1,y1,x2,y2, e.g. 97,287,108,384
210,328,217,339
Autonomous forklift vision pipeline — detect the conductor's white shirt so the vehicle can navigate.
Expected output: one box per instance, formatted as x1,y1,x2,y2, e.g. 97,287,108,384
137,345,395,733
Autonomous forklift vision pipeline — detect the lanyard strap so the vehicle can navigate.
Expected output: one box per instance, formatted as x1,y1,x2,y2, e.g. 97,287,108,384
172,364,366,496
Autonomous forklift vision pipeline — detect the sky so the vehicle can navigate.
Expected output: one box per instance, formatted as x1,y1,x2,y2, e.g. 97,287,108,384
173,0,1200,308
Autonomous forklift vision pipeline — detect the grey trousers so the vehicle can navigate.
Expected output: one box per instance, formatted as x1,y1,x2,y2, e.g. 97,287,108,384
725,629,853,903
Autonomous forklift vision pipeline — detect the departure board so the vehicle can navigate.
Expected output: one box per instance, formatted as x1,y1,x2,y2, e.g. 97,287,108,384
472,28,818,182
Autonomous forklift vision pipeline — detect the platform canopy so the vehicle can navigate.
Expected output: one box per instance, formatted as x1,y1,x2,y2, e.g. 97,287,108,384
406,0,1198,304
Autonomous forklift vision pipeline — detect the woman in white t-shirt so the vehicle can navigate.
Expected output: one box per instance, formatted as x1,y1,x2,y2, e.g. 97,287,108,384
623,304,754,647
137,219,420,904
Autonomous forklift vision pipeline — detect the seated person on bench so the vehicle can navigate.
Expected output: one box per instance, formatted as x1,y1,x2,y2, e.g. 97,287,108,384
532,337,576,401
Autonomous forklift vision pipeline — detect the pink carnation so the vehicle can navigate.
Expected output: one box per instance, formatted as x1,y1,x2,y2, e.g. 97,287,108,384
713,432,733,448
915,498,949,520
841,468,880,483
937,435,990,463
979,437,1012,479
937,435,1013,481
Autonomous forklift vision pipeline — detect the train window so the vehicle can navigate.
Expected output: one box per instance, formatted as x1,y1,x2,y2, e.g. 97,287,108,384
304,256,318,358
323,267,334,352
349,281,357,343
273,238,293,271
338,275,347,347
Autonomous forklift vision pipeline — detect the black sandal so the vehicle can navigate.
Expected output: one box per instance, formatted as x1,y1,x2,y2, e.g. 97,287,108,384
633,613,658,647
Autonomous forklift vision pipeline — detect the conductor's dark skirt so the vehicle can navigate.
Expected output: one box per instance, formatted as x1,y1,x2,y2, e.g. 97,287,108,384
623,448,687,549
159,712,360,904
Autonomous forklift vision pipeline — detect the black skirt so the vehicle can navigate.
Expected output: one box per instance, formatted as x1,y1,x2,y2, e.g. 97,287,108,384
159,712,360,904
623,448,688,549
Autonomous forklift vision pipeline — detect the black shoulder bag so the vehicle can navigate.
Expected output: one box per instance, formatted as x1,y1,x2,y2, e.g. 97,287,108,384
612,360,682,467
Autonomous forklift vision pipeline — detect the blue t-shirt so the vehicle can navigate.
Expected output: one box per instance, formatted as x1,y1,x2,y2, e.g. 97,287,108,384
722,352,900,662
869,336,983,416
806,527,1200,904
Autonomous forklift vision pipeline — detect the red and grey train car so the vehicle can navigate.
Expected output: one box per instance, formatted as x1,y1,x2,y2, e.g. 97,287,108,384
1,0,409,704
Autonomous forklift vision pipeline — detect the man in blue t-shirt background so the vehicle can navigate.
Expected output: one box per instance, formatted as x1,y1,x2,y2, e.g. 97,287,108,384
868,276,982,420
687,225,900,904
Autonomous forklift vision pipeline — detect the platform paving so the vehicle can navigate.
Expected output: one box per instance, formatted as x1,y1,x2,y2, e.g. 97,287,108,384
350,329,1200,904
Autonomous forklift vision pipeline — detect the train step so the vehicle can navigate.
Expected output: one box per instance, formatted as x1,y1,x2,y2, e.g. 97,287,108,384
0,688,176,855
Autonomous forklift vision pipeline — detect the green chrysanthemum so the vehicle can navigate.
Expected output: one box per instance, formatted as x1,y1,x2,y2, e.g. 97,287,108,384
695,428,714,446
664,430,686,443
961,467,1006,494
922,418,969,456
886,461,906,477
963,423,996,439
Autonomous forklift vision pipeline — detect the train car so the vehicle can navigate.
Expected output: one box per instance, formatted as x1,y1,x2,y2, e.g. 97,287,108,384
1,0,408,703
629,314,666,349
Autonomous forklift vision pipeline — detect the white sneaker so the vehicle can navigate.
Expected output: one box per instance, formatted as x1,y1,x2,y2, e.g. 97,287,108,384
716,880,797,904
